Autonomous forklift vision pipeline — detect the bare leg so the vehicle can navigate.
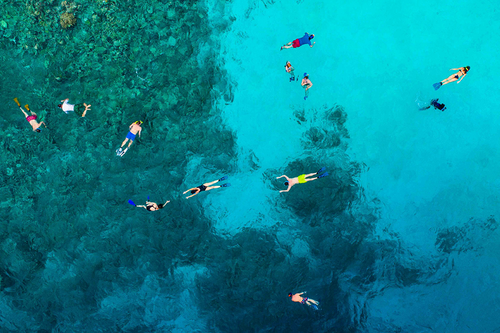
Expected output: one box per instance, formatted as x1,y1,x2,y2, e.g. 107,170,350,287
127,140,133,148
82,103,91,117
281,42,293,50
120,138,129,148
19,109,29,117
203,178,221,187
205,185,220,191
303,172,318,182
441,74,459,86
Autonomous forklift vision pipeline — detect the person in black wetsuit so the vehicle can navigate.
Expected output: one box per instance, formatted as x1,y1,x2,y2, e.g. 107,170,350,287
419,98,446,111
183,176,230,199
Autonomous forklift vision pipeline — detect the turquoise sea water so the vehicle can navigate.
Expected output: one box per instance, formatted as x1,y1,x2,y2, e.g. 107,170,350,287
1,0,500,332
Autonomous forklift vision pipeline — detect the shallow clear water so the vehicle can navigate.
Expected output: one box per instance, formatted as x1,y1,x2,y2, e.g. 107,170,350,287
1,0,500,332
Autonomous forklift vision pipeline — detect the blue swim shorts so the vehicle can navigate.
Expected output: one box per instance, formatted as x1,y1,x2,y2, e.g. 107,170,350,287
126,131,136,141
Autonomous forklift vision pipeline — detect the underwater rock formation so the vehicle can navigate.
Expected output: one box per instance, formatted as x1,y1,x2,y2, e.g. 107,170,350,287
59,12,76,29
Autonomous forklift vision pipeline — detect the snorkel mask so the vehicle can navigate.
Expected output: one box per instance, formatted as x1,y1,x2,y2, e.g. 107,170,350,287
135,120,143,125
284,181,289,186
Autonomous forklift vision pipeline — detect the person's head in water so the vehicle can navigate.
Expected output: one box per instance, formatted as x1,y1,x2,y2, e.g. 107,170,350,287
147,203,165,211
57,104,62,108
309,34,315,40
190,189,197,194
464,66,470,73
135,120,143,125
288,293,293,298
35,128,41,133
285,61,291,68
303,73,309,79
284,181,289,187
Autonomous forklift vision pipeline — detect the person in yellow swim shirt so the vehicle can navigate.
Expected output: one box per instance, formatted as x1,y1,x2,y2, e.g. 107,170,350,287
276,167,328,193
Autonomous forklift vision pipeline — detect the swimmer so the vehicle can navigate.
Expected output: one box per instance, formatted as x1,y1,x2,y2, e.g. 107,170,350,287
285,61,296,81
277,167,328,193
288,292,319,310
183,176,230,199
281,32,315,50
116,120,143,156
130,199,170,211
18,104,46,132
301,73,313,100
433,66,470,90
58,98,91,117
419,98,446,111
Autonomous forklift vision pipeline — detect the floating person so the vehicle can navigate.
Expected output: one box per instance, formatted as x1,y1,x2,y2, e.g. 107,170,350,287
14,98,46,132
433,66,470,90
418,98,446,111
288,292,319,310
285,61,296,82
116,120,143,157
128,197,170,211
183,176,230,199
301,73,313,100
276,167,328,193
281,32,315,50
58,98,91,117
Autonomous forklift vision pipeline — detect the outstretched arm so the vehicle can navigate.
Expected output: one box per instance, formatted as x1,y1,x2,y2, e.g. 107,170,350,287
457,74,466,83
276,175,288,180
183,188,196,194
40,121,47,128
163,200,170,206
310,42,316,48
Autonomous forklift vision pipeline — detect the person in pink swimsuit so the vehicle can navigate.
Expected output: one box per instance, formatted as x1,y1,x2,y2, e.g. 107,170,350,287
18,105,46,132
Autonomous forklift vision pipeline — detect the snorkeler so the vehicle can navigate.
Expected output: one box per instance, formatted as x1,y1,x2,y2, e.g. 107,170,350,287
276,167,328,193
285,61,296,81
301,73,313,100
15,98,46,132
419,98,446,111
183,176,230,199
281,32,315,50
433,66,470,90
128,198,170,211
116,120,143,156
58,98,91,117
288,292,319,310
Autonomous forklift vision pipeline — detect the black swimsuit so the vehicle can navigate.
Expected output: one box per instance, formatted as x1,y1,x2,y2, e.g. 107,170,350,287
197,184,207,192
146,205,155,211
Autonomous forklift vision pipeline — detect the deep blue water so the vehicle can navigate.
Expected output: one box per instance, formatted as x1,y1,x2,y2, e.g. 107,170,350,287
1,0,500,332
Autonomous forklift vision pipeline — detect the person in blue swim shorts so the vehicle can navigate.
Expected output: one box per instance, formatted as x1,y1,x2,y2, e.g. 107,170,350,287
281,32,315,50
117,120,143,156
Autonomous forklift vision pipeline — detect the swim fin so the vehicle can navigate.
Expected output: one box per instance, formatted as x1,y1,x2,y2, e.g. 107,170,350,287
116,148,122,156
433,82,442,90
119,148,128,157
128,200,136,206
310,304,319,311
317,172,328,179
317,167,326,174
220,183,231,187
219,176,228,181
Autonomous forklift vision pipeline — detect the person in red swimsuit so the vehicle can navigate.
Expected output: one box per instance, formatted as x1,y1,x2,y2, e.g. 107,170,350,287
281,32,315,50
